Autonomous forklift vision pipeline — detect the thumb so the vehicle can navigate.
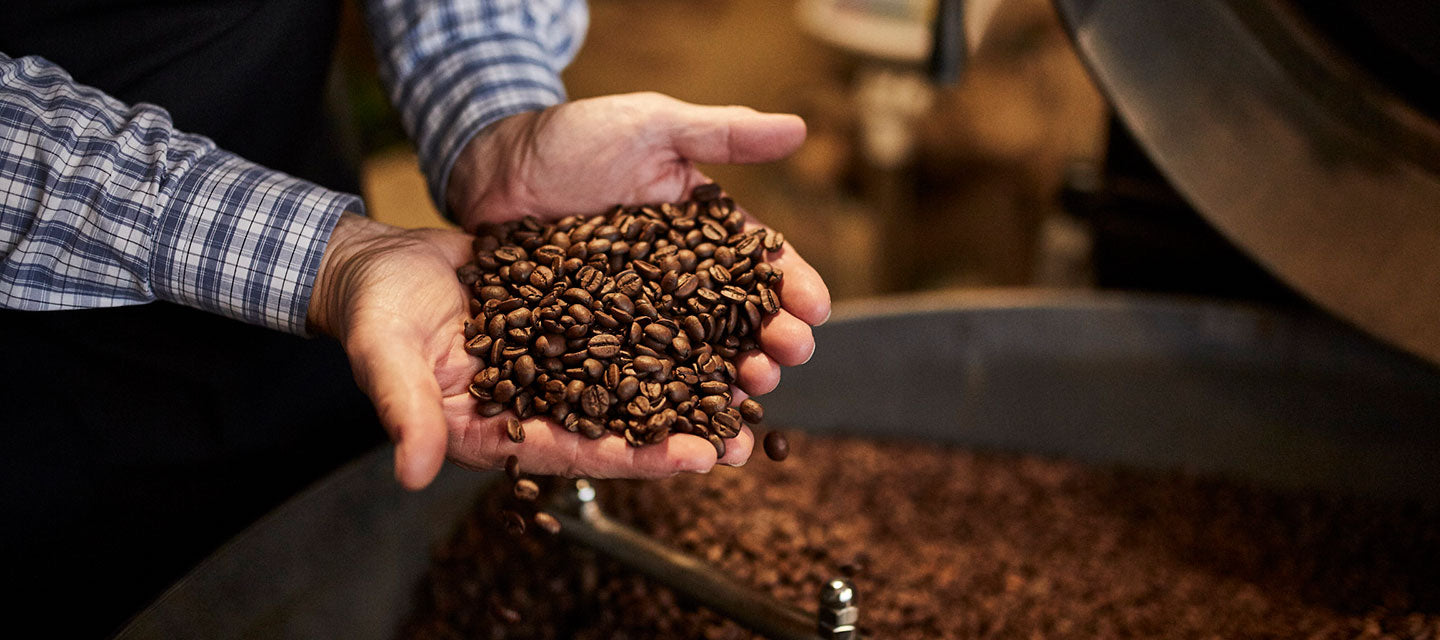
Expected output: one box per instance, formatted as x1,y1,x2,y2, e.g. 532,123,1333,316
663,98,807,165
348,332,449,490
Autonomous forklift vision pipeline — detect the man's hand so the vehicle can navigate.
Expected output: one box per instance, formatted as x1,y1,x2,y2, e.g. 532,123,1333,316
449,92,830,389
313,93,831,490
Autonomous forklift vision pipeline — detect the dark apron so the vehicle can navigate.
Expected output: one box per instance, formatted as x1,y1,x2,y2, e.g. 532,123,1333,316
0,2,384,636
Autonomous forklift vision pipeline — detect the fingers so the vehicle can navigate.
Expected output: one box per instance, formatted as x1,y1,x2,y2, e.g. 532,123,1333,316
734,349,782,397
757,310,815,366
349,332,449,490
662,97,807,166
447,412,751,478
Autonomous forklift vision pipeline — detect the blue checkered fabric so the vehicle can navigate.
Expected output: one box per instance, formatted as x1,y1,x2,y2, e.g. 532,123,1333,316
0,0,588,334
366,0,588,211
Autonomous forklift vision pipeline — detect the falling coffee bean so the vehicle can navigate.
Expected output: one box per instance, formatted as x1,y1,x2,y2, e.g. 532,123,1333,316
739,398,764,424
513,479,540,502
504,455,520,481
763,430,789,461
533,512,562,535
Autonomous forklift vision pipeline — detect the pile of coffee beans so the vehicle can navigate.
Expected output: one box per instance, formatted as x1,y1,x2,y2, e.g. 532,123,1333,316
457,184,783,456
403,433,1440,639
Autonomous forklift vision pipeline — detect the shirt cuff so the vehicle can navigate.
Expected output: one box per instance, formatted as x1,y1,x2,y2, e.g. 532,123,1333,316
397,35,567,214
151,148,360,335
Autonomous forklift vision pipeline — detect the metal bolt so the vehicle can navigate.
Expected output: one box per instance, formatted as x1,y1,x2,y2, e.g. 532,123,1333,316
818,578,859,639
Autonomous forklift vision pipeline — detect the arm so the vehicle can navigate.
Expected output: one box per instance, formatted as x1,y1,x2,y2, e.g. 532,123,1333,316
362,0,588,215
0,52,355,334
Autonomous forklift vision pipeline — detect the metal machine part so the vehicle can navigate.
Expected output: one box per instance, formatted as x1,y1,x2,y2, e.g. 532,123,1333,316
1050,0,1440,363
115,294,1440,639
548,480,857,640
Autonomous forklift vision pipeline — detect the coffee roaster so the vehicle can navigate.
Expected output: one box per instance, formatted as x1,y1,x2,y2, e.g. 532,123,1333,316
117,0,1440,637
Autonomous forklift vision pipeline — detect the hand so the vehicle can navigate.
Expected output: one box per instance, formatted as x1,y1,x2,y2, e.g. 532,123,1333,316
308,211,801,490
446,93,831,470
449,93,830,376
315,93,832,489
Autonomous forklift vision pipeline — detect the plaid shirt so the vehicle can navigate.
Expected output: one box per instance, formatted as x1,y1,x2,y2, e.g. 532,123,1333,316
0,0,587,335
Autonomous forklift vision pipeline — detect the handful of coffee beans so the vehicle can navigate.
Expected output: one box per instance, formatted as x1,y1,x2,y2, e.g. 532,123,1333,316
457,184,784,459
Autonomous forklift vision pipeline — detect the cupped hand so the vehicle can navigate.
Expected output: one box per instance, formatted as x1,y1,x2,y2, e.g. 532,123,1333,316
449,92,831,391
315,93,832,490
445,93,831,477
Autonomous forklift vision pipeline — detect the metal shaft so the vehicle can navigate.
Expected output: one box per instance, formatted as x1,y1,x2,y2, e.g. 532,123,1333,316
549,481,831,640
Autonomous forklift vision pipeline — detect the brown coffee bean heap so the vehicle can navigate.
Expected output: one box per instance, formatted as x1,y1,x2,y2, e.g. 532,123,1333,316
457,184,782,457
404,433,1440,640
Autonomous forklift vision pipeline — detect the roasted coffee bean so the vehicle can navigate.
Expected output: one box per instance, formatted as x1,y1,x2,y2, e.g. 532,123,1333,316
505,417,526,443
513,355,538,386
626,396,653,418
712,410,742,438
707,433,726,459
532,511,562,535
494,380,517,404
616,375,640,401
581,385,610,417
734,234,761,258
698,380,730,396
503,454,520,481
501,510,526,536
698,394,728,416
513,479,540,501
478,284,509,301
664,381,691,403
763,229,785,251
494,246,526,263
479,401,506,417
660,270,680,293
582,358,604,380
719,285,747,303
692,182,723,201
565,379,586,404
465,334,494,358
632,355,662,374
573,417,602,440
587,334,622,358
762,430,789,461
739,398,764,424
758,287,780,314
468,383,492,401
615,270,643,297
681,315,707,342
575,265,604,291
642,323,676,345
534,334,566,358
528,264,555,289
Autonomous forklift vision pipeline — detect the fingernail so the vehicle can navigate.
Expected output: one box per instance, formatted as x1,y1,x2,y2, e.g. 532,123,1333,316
817,307,832,327
801,341,817,365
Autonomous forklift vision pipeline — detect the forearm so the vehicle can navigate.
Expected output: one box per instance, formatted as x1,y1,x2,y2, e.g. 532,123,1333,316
0,52,357,334
362,0,588,215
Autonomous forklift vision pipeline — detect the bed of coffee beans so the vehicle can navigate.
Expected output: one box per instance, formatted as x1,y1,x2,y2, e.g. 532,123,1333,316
402,433,1440,639
457,184,783,456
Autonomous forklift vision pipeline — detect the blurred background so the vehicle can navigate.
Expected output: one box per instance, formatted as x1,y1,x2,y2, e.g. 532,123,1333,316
333,0,1289,304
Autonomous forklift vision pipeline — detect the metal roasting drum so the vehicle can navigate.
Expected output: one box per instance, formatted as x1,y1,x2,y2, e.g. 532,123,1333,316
1048,0,1440,363
117,293,1440,639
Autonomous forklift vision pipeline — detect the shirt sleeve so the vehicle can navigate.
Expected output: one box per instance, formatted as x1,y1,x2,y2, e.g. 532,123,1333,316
0,52,359,335
364,0,589,213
